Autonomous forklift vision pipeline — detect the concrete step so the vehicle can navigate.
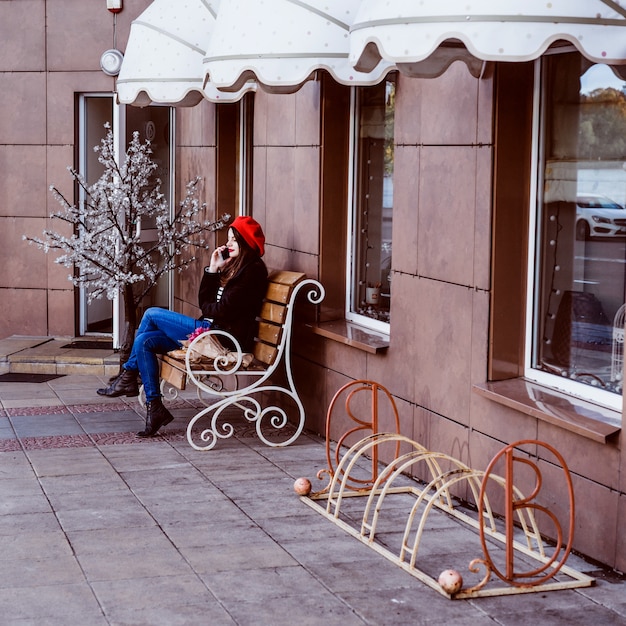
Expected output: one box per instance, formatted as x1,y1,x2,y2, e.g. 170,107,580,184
0,335,119,378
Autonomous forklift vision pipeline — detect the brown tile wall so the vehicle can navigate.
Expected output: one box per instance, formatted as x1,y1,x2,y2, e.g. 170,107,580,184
280,64,626,571
253,83,321,278
0,0,151,339
174,100,218,316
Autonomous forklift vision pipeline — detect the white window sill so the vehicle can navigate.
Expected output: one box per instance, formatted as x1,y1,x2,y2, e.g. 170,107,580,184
310,320,389,354
473,378,621,444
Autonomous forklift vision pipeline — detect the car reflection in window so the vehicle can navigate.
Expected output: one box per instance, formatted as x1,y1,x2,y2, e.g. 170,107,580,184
576,194,626,240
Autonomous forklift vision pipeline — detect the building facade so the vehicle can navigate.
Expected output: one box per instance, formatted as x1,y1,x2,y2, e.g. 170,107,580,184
2,1,626,572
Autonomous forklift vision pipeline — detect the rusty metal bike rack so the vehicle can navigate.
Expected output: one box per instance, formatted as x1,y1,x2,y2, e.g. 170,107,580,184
298,380,594,599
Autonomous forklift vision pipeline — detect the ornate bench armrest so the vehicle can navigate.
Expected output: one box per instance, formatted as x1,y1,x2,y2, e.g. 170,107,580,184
185,329,249,377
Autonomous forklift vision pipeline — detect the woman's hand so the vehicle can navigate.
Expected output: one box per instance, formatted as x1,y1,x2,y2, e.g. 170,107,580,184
207,246,232,273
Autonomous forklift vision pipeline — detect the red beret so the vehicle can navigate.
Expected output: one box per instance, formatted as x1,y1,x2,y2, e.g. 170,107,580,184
230,216,265,257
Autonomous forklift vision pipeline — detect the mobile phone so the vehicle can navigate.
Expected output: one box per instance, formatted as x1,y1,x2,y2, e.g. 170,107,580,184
220,248,230,260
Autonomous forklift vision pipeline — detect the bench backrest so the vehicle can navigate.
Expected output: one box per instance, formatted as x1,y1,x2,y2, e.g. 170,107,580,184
253,270,306,366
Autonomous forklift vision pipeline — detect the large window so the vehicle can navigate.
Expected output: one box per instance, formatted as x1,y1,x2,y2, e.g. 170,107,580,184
529,52,626,410
348,77,396,331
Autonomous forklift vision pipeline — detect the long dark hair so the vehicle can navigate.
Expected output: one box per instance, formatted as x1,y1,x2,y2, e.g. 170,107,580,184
220,227,258,285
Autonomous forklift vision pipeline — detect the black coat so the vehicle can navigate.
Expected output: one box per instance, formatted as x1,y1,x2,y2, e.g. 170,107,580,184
198,258,268,352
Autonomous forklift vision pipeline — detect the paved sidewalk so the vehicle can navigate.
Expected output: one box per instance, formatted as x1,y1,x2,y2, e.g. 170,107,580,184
0,373,626,625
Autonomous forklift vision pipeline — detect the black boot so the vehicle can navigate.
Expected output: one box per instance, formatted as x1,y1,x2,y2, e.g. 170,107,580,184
97,369,139,398
136,398,174,438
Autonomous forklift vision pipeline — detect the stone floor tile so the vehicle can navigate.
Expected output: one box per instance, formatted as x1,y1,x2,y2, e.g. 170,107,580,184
162,518,266,550
129,477,225,503
4,404,68,417
0,511,61,536
211,471,298,493
39,471,129,495
340,586,479,625
0,421,16,440
118,468,216,495
100,444,190,473
183,537,298,574
304,556,436,594
0,383,60,400
9,414,85,438
66,526,174,557
140,498,235,527
103,601,237,626
0,554,86,589
90,574,217,612
77,547,194,582
0,493,51,515
259,512,350,544
0,583,104,623
25,446,114,477
55,502,156,533
228,492,317,521
221,591,368,626
0,530,73,561
470,586,614,618
0,475,44,498
0,451,33,479
78,418,145,435
576,577,626,615
47,374,105,389
46,489,144,513
478,603,625,626
204,564,332,603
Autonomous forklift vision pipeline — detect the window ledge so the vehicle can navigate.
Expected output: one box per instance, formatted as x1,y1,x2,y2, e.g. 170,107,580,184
473,378,621,444
310,320,389,354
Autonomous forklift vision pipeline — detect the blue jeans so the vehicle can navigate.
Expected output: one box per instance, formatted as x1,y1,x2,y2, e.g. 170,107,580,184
123,307,209,403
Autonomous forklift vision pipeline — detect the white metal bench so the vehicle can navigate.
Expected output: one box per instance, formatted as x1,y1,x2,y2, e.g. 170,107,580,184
157,270,324,450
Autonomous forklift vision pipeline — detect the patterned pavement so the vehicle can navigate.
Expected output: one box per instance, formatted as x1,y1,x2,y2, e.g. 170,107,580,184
1,373,626,624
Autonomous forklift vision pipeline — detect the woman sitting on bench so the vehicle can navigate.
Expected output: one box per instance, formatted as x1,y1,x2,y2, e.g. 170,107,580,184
97,216,268,437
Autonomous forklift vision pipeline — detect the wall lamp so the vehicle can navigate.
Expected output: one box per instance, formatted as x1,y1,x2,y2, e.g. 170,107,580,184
107,0,123,13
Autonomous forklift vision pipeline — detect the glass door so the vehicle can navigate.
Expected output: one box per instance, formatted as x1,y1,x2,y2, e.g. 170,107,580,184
78,94,115,338
78,95,175,348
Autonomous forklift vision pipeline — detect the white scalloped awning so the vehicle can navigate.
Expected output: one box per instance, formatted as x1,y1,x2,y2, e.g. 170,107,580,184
117,0,255,106
350,0,626,79
203,0,393,94
119,0,626,105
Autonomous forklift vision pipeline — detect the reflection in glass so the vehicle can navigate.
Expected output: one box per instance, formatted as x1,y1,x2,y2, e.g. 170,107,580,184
81,96,114,333
124,105,174,316
353,77,395,323
537,53,626,396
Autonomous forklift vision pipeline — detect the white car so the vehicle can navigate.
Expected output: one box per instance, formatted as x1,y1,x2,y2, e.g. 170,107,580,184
576,194,626,240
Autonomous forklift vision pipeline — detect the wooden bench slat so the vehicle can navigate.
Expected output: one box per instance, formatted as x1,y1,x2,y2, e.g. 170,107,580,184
253,342,279,365
259,301,288,325
257,321,282,346
265,282,293,304
160,358,187,390
267,270,306,287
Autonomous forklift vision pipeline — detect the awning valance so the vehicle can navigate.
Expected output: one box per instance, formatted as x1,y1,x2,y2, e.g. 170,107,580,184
117,0,255,106
119,0,626,106
202,0,392,94
350,1,626,79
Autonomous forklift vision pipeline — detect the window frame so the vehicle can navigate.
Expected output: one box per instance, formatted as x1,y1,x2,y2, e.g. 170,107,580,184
345,81,394,335
523,53,623,413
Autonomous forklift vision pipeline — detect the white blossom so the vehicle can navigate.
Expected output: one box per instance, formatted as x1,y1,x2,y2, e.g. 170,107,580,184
26,125,229,303
24,125,230,361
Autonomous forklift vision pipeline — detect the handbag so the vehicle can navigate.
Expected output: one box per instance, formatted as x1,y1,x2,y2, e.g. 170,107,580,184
174,332,253,368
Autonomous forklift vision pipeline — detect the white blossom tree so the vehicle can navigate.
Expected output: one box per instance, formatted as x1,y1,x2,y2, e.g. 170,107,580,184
25,124,229,369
